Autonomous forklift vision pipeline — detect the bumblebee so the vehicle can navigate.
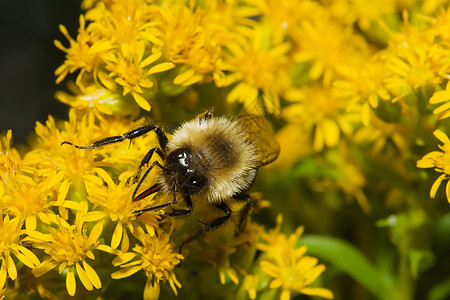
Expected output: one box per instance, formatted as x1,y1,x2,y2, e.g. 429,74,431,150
62,108,279,249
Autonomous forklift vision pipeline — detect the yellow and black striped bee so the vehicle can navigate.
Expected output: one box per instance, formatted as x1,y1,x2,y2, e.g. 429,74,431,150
62,108,279,250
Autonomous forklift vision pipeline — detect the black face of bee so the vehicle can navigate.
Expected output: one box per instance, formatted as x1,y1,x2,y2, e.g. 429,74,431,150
164,148,207,195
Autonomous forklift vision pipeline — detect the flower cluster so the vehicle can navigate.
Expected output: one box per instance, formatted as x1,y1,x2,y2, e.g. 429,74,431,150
0,111,332,299
0,110,184,299
7,0,450,299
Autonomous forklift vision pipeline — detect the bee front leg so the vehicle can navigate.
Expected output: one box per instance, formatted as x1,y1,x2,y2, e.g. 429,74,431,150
178,202,231,253
133,147,165,183
165,195,193,217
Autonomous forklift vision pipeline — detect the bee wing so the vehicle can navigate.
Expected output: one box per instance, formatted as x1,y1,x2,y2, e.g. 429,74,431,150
237,115,280,167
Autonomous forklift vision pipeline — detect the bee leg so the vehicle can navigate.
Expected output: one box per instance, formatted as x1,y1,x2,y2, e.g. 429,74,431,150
132,160,170,201
61,124,169,150
178,202,231,253
132,183,161,202
133,147,166,183
165,195,193,217
234,194,252,234
133,190,178,216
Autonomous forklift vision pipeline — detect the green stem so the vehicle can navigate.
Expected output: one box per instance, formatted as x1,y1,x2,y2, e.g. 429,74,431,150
397,234,413,300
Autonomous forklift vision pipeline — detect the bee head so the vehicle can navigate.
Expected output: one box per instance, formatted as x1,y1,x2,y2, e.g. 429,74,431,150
164,148,207,195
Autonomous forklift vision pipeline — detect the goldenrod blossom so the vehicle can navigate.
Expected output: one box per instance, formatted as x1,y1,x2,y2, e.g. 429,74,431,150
257,215,334,300
85,169,159,252
111,224,183,299
282,85,360,152
219,25,290,114
104,41,174,111
54,14,114,87
0,215,40,291
28,217,104,296
417,129,450,201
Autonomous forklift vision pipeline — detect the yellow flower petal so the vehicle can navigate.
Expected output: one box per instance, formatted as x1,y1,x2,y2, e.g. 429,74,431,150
0,263,6,290
280,289,291,300
433,129,450,144
147,62,175,75
56,179,70,206
111,222,123,249
76,262,93,291
83,260,101,289
83,211,106,222
7,254,17,280
121,230,130,252
25,215,37,231
17,245,40,266
301,287,334,299
111,265,142,279
132,92,151,111
433,102,450,115
144,280,160,300
66,268,76,296
33,259,58,277
323,119,340,148
430,90,450,104
430,174,446,198
304,264,326,284
226,267,239,284
13,252,35,269
112,252,137,266
140,52,162,68
173,68,196,85
181,74,203,86
89,221,103,244
446,180,450,204
219,269,226,284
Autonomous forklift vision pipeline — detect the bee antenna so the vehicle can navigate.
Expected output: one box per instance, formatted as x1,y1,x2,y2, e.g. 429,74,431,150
60,141,90,149
61,141,73,146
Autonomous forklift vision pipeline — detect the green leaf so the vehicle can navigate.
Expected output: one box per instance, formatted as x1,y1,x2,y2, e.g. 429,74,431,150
300,235,397,300
427,277,450,300
408,249,435,278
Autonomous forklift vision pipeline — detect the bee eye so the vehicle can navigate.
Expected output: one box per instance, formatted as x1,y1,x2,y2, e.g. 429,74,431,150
183,174,207,194
190,176,204,187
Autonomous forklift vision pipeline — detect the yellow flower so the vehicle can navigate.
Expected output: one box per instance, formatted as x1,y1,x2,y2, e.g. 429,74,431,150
54,14,114,87
24,110,112,207
84,0,162,46
242,273,259,300
292,11,369,86
430,80,450,120
257,215,334,300
332,54,391,126
55,83,140,116
219,25,290,114
104,40,174,111
327,0,396,31
269,123,312,171
245,0,325,43
354,112,409,157
384,11,444,102
157,1,228,87
0,215,40,291
111,224,183,299
417,129,450,201
0,130,21,186
85,169,159,252
2,173,59,231
28,217,104,296
283,85,360,152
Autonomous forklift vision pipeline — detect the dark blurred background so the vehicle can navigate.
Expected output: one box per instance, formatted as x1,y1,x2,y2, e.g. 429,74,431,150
0,0,82,145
